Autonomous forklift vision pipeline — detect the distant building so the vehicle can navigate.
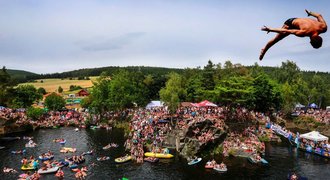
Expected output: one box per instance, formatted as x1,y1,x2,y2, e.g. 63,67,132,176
43,92,61,101
76,89,89,97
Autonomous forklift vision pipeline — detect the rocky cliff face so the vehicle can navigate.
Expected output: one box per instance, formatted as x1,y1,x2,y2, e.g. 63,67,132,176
0,118,32,135
177,119,227,159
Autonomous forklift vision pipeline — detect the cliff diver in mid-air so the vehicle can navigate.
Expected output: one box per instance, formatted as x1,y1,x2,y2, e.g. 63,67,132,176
259,9,327,60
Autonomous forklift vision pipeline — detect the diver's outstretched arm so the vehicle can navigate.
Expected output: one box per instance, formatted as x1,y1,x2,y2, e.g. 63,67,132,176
305,9,327,25
262,26,306,36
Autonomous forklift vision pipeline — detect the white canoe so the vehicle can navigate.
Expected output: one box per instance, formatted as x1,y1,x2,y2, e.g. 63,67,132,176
37,167,59,174
188,158,202,165
214,166,227,172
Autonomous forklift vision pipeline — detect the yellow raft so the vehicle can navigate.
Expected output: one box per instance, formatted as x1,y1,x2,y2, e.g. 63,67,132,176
144,152,174,159
21,165,36,171
115,155,132,163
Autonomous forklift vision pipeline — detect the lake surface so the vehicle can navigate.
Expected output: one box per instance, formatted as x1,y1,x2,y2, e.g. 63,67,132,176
0,127,329,180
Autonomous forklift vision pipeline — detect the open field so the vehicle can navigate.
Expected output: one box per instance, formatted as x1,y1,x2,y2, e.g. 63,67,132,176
20,77,98,92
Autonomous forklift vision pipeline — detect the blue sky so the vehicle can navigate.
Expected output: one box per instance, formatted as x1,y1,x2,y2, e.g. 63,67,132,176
0,0,329,73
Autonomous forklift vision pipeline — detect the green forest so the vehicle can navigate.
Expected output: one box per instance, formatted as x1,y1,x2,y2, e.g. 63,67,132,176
1,60,330,116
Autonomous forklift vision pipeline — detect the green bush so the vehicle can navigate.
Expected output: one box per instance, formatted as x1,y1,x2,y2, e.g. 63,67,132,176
258,135,270,142
27,107,44,121
228,148,237,156
212,144,224,155
69,85,83,91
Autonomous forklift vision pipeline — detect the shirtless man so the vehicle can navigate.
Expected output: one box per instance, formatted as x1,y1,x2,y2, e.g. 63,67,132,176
260,9,327,60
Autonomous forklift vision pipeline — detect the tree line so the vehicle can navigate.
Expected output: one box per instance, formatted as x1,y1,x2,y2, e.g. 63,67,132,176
81,60,330,119
25,66,183,81
1,60,330,118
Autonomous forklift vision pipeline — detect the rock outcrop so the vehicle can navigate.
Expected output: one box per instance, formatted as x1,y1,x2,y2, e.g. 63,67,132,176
177,119,227,159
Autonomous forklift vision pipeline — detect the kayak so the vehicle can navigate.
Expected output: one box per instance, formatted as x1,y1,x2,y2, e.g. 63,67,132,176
214,166,227,172
59,140,66,145
260,158,268,164
21,165,36,171
57,161,69,168
188,158,202,165
82,150,93,156
144,157,159,163
97,157,110,161
11,149,26,154
90,126,99,130
103,144,111,150
69,164,78,169
248,156,258,164
248,157,268,164
38,155,54,161
38,167,59,174
115,155,132,163
144,152,174,159
25,143,37,148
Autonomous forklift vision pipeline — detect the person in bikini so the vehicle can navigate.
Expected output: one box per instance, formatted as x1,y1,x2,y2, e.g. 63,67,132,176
260,9,327,60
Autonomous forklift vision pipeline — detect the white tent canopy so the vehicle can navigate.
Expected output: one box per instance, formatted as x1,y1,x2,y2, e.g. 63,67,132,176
295,103,305,108
146,101,164,109
300,131,329,142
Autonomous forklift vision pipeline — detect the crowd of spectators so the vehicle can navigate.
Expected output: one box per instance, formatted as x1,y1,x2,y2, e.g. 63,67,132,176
294,108,330,124
2,103,329,163
0,107,90,128
222,126,266,157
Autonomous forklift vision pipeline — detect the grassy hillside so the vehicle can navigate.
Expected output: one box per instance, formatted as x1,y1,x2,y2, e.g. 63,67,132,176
7,69,38,83
30,66,184,80
20,77,98,92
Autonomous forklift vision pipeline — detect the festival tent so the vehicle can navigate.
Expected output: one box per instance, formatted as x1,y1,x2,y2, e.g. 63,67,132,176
309,103,318,108
191,100,217,107
295,103,305,108
146,101,164,109
300,131,328,142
